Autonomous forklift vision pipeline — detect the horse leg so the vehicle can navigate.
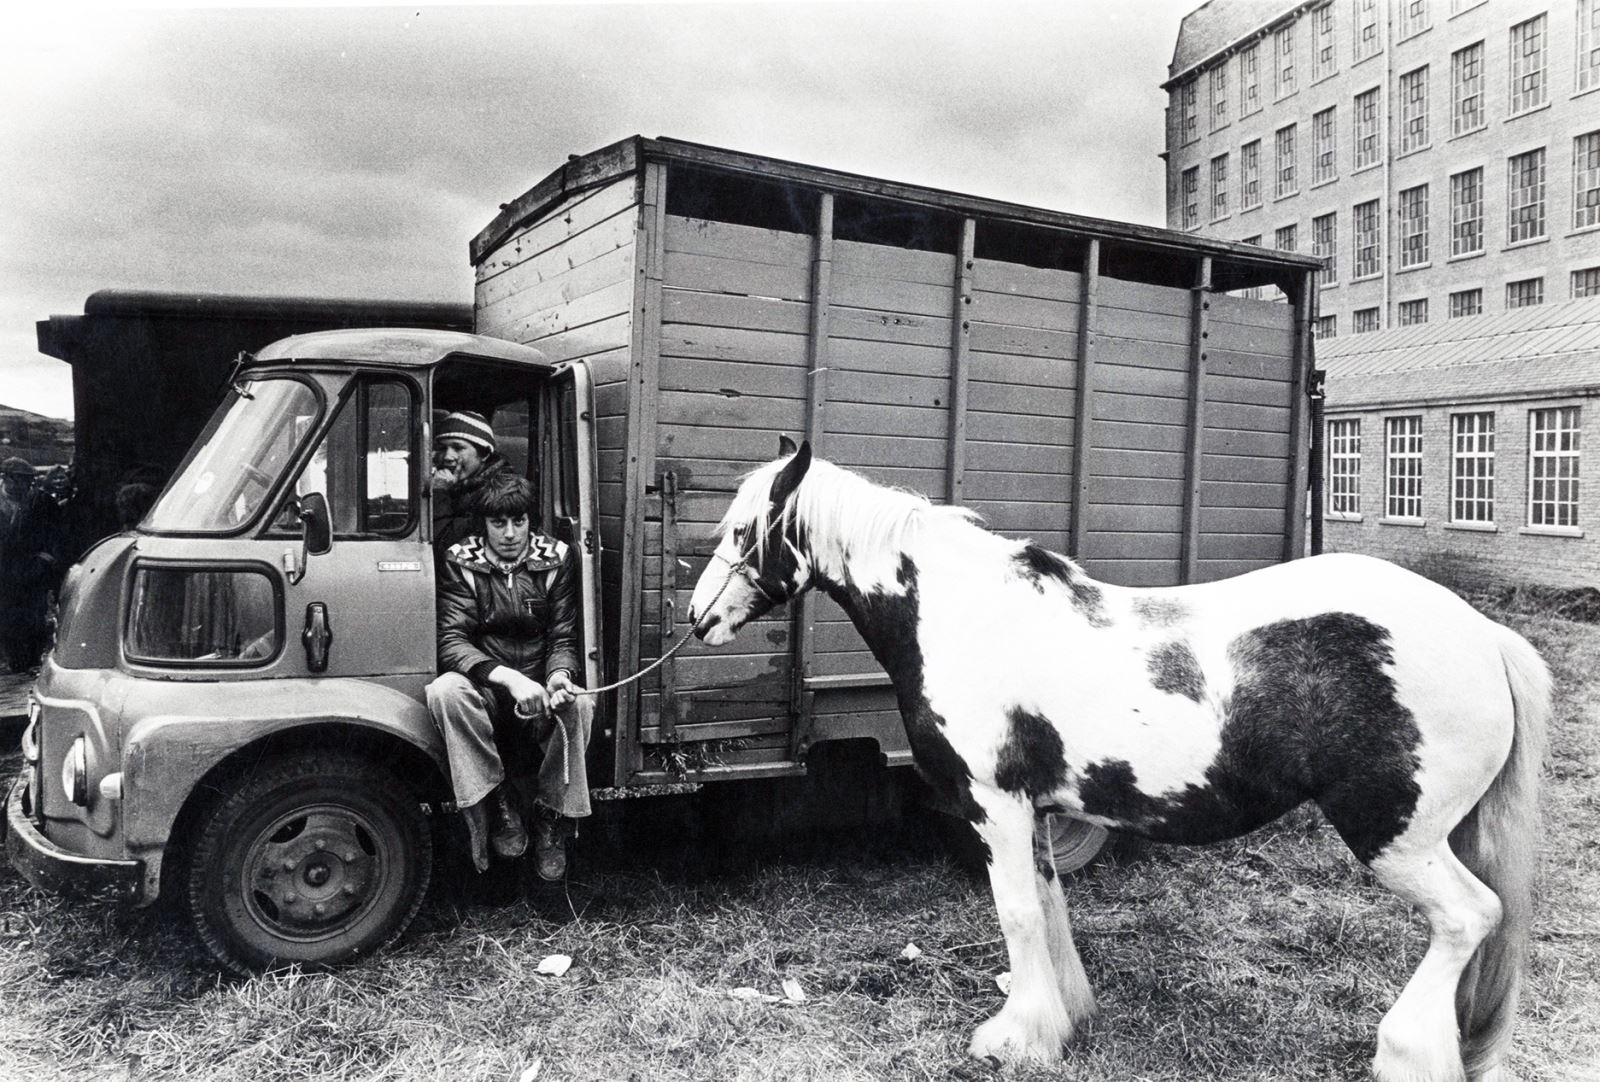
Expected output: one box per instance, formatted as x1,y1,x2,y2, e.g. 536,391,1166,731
1034,825,1096,1024
967,787,1076,1064
1368,840,1503,1082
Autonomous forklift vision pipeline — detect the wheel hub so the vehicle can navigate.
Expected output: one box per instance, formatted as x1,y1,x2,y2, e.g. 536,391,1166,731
246,809,382,935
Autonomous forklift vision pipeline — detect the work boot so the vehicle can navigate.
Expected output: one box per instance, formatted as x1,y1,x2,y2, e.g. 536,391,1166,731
533,808,567,881
489,787,528,860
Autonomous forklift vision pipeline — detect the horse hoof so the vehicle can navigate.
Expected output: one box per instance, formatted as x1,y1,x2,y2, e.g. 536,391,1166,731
968,1010,1068,1066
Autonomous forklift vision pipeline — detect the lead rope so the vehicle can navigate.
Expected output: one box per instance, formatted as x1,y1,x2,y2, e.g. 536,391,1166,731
568,548,750,698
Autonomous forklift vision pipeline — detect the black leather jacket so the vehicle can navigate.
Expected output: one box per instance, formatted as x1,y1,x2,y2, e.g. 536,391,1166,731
436,533,580,685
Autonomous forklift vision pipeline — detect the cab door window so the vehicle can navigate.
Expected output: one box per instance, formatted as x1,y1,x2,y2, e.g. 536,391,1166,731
275,378,417,538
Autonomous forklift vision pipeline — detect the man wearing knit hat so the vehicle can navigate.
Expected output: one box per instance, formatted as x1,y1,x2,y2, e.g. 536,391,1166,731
432,410,513,555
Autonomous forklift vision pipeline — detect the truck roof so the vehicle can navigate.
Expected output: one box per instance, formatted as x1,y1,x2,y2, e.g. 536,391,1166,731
251,328,550,369
472,136,1324,286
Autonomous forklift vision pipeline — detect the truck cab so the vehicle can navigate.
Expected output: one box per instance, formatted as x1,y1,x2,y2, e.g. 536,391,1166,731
5,328,599,972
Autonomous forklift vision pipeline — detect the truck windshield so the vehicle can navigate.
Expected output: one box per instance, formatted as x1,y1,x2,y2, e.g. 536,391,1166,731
146,377,322,533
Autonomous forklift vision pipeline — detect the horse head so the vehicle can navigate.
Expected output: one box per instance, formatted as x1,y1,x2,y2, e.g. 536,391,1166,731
688,435,815,646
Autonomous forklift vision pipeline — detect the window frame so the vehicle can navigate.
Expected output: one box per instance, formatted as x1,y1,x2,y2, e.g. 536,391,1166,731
1353,198,1381,279
123,559,287,671
1399,65,1430,154
1575,131,1600,231
1312,106,1338,184
1451,41,1485,136
1312,211,1338,283
1508,15,1548,116
1327,417,1362,518
1275,123,1299,198
1241,139,1262,209
1527,405,1581,531
1449,288,1483,317
1450,411,1496,526
1398,184,1430,268
1384,415,1425,522
1449,167,1484,256
1506,148,1547,244
1354,87,1381,169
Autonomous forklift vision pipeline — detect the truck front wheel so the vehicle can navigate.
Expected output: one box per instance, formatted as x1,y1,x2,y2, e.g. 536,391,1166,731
186,751,433,974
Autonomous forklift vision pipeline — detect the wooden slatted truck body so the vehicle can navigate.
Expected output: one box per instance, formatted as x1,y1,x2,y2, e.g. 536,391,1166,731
471,136,1322,789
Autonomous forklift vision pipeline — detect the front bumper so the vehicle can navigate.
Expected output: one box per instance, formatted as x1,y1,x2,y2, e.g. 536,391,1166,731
4,776,143,900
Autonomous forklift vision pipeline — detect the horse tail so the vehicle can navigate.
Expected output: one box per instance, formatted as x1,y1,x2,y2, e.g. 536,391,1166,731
1451,623,1550,1077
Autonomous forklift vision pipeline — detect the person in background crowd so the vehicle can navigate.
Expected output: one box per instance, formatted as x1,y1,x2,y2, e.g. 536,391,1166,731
432,410,513,556
1,457,47,672
425,471,589,880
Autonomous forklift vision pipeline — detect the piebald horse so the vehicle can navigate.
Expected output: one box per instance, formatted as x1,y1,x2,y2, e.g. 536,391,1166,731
687,439,1547,1082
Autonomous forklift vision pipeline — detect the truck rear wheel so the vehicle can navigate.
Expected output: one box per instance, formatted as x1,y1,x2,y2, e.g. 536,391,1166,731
186,751,432,974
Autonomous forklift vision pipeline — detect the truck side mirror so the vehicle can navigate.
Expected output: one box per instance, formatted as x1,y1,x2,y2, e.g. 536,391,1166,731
299,492,332,556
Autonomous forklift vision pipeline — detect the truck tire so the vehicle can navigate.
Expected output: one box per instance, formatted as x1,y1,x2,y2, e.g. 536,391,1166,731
186,751,432,974
1044,814,1109,875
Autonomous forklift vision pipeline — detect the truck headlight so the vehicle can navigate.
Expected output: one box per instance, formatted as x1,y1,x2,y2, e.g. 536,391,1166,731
61,736,89,807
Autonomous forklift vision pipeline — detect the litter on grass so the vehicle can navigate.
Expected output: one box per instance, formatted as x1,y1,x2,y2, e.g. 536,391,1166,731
536,955,572,977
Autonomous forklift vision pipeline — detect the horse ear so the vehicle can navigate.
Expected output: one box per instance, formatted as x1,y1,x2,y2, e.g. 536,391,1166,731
778,433,798,456
769,440,812,508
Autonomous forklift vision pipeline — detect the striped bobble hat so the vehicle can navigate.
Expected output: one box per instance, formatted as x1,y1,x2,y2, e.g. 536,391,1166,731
435,410,496,453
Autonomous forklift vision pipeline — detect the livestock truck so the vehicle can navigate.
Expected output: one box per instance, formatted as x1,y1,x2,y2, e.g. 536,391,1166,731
6,137,1321,971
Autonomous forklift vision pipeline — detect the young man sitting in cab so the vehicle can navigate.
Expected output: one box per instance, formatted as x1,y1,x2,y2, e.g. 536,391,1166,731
425,471,590,880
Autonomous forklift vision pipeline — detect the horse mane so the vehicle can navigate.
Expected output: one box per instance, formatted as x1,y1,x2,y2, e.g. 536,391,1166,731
721,455,979,590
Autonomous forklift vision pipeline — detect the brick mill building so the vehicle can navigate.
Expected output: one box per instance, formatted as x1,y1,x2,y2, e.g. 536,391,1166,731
1163,0,1600,338
1316,297,1600,585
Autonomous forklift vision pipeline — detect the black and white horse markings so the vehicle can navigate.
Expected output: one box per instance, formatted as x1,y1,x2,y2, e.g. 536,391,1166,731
688,439,1549,1082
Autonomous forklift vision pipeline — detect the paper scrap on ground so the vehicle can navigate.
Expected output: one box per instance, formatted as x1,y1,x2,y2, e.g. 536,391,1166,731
995,972,1012,994
729,986,781,1003
518,1060,542,1082
900,942,923,961
536,954,573,977
781,978,806,1003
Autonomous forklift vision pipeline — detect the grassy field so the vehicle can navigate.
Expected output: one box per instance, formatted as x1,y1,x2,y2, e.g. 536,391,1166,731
1,595,1597,1081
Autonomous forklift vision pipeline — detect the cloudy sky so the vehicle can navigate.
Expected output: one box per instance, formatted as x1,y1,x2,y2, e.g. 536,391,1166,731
0,1,1196,420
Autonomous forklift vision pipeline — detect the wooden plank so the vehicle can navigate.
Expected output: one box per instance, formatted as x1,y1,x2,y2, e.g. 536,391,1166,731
1198,532,1289,560
1095,390,1187,427
1284,274,1314,562
947,218,976,506
616,162,666,785
1205,372,1293,408
813,652,892,677
487,278,635,345
1085,504,1184,532
1073,531,1182,559
962,379,1077,419
472,141,638,266
658,389,806,432
659,471,680,741
1200,455,1292,484
1096,276,1194,318
969,499,1073,534
660,356,810,399
1203,401,1293,434
476,178,640,285
1208,292,1301,329
661,250,812,302
661,291,811,335
826,432,947,469
831,272,954,319
1181,257,1211,586
833,238,959,286
1097,448,1189,480
972,258,1083,304
826,305,953,348
1094,419,1188,453
1201,506,1288,533
970,290,1081,334
1088,476,1183,505
477,211,637,313
825,401,948,439
969,322,1080,363
658,325,811,367
663,215,814,267
1089,559,1183,587
1201,429,1292,458
968,351,1077,388
1207,321,1297,355
967,440,1073,474
1092,336,1191,372
1200,479,1290,508
1196,558,1279,581
1095,361,1189,399
967,410,1073,446
1069,239,1098,559
1095,306,1193,346
508,318,634,365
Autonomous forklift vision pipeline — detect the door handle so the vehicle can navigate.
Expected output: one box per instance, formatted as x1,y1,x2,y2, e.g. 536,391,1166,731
302,602,333,673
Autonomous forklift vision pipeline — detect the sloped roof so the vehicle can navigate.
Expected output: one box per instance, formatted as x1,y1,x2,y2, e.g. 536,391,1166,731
1168,0,1304,84
1320,299,1600,409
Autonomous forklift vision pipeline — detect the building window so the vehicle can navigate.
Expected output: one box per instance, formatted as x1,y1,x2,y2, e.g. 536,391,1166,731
1238,140,1261,211
1449,288,1483,317
1354,0,1381,62
1276,124,1298,197
1581,0,1600,94
1398,299,1429,326
1398,0,1430,40
1450,0,1486,13
1506,277,1545,308
1451,42,1485,136
1313,212,1338,283
1575,131,1600,230
1315,314,1338,338
1508,15,1548,115
1313,3,1338,80
1276,22,1298,98
1353,199,1381,278
1210,63,1230,131
1507,149,1546,243
1451,412,1495,525
1312,107,1337,184
1449,168,1484,256
1275,223,1298,251
1178,79,1199,146
1211,154,1230,220
1354,307,1381,333
1354,87,1381,169
1528,406,1580,529
1399,185,1430,268
1386,416,1424,520
1181,166,1200,230
1399,66,1429,153
1575,267,1600,298
1328,418,1361,516
1240,42,1262,115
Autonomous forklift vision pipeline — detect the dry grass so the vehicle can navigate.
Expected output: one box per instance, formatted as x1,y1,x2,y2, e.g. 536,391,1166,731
1,593,1597,1081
